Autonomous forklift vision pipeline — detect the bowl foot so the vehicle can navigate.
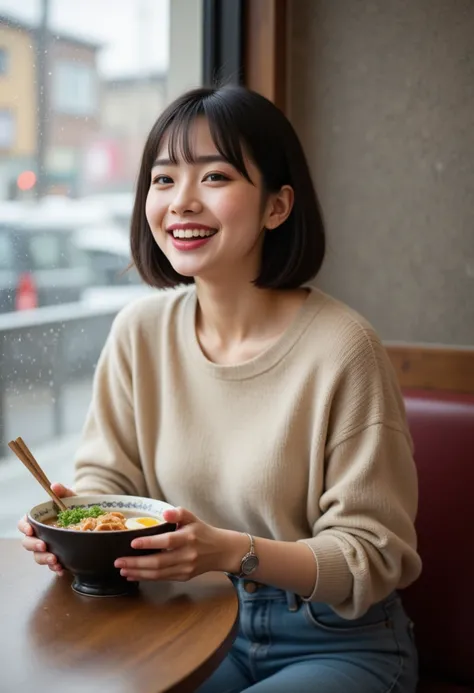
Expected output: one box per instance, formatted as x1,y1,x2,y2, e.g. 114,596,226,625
71,576,139,598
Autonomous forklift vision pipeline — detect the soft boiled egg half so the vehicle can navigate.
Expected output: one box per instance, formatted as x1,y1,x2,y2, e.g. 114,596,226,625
125,516,162,530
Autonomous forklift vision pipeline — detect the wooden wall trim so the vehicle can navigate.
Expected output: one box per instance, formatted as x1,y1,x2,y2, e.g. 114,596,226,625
243,0,287,111
385,343,474,395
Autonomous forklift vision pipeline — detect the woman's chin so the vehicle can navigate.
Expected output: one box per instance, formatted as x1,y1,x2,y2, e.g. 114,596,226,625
168,254,216,281
169,261,200,279
172,265,196,279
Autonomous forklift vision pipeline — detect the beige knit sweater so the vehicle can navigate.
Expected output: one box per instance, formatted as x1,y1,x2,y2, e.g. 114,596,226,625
74,286,421,618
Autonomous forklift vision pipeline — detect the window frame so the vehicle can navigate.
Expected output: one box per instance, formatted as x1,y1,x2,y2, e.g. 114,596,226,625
202,0,245,86
201,0,288,110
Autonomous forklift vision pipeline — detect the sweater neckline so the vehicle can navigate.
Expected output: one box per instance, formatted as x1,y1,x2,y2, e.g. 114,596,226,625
182,287,327,380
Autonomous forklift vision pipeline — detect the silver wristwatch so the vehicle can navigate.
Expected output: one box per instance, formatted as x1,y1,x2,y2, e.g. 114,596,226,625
238,533,259,577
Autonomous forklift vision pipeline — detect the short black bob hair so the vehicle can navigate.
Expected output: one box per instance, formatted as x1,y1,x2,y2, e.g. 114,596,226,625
130,85,325,289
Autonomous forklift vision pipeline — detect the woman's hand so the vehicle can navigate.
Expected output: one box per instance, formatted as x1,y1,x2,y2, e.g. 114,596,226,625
115,507,246,582
18,483,75,577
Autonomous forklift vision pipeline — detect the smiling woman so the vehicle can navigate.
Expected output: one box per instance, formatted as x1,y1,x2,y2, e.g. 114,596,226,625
131,86,324,290
19,83,421,693
144,117,291,285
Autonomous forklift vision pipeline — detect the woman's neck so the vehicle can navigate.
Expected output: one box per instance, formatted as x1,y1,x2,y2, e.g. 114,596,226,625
194,278,308,364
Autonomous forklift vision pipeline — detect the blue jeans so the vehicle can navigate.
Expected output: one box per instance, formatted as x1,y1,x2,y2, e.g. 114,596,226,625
196,578,417,693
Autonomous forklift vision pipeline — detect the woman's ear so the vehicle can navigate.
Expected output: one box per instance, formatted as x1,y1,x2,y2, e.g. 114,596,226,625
263,185,294,231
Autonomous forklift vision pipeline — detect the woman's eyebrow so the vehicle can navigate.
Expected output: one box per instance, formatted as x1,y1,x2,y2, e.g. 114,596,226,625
152,154,228,167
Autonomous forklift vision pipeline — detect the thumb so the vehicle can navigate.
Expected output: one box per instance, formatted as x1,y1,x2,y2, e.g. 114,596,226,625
51,482,75,498
163,506,197,526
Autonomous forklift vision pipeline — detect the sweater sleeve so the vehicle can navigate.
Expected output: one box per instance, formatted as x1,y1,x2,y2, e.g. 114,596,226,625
73,314,149,498
299,325,422,619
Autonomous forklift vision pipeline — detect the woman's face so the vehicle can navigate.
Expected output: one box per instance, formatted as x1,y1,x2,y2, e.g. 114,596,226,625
145,117,290,284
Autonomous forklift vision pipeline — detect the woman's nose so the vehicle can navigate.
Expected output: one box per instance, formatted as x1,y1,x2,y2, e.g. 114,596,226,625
170,186,202,215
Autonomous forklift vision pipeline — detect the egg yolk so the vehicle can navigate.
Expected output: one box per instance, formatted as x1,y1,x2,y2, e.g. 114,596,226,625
125,516,160,530
135,517,159,527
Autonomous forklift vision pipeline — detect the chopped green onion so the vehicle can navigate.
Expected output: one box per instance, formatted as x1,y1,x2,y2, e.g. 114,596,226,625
57,505,105,527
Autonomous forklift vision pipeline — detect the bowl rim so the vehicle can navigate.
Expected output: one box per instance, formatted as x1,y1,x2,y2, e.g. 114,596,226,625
28,494,176,533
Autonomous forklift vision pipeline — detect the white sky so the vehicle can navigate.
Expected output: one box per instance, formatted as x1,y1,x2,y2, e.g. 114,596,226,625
0,0,169,77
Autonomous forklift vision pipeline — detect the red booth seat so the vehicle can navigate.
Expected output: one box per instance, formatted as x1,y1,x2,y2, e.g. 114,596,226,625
401,389,474,692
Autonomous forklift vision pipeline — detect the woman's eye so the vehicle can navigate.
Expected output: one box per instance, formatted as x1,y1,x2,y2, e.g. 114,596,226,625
152,175,173,185
204,173,229,182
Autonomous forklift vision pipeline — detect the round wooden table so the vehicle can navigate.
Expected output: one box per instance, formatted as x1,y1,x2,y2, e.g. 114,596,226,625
0,539,239,693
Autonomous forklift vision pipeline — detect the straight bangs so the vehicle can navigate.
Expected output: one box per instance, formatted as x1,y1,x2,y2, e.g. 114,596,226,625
146,95,253,182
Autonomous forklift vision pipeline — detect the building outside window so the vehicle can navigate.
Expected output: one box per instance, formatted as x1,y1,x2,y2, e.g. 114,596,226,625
53,60,98,117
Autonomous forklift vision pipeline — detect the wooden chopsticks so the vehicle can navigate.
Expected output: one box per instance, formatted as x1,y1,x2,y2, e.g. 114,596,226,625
8,436,68,512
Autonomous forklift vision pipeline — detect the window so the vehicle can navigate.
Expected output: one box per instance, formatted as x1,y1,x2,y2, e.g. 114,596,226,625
28,234,63,270
53,61,98,116
0,110,15,149
0,47,8,74
0,231,14,269
0,0,207,538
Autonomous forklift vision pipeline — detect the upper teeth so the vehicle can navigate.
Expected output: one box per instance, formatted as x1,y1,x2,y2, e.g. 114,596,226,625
172,229,215,238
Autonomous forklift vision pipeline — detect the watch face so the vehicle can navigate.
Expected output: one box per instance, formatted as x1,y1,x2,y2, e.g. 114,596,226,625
242,555,259,575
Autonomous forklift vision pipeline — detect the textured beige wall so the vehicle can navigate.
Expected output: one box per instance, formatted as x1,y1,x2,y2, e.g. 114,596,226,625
288,0,474,345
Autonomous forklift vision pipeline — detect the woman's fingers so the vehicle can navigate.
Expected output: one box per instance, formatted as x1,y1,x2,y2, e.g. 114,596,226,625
122,564,194,582
33,551,57,567
116,547,197,582
115,553,166,571
32,550,63,574
21,522,64,574
18,515,34,536
51,482,75,498
130,531,181,552
115,546,194,572
22,535,46,552
19,503,68,575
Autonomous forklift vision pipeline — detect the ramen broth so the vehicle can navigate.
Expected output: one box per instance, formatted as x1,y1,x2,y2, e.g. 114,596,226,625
42,510,163,532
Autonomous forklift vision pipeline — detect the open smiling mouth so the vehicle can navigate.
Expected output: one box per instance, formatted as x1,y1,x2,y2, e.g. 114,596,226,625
169,228,218,239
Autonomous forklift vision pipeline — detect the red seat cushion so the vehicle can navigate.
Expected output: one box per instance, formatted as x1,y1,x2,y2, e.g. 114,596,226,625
401,389,474,686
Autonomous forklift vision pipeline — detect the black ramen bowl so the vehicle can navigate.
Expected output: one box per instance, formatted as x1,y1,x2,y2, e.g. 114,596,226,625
28,494,177,597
